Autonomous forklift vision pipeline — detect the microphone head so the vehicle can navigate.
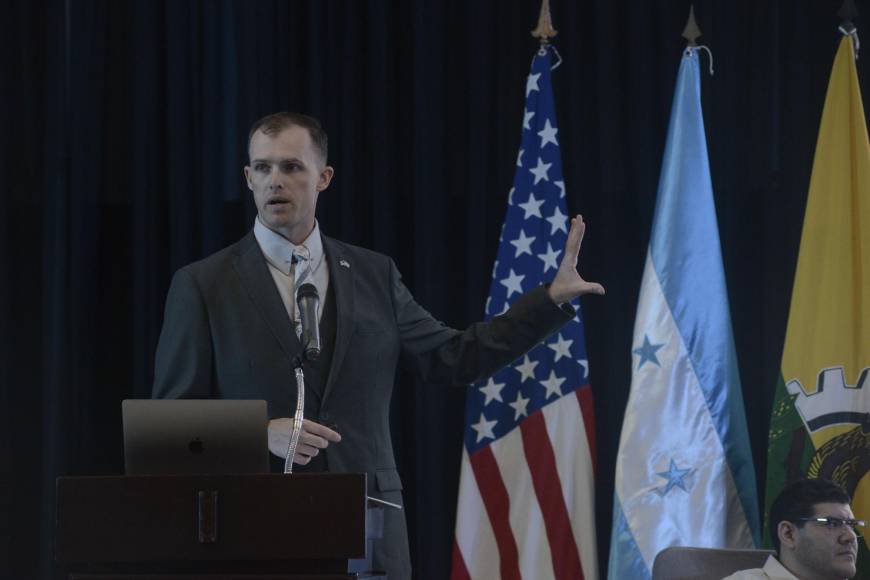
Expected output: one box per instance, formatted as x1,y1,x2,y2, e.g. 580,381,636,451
297,283,319,302
296,283,321,362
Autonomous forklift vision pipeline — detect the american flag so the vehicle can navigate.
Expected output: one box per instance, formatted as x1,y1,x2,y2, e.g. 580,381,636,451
451,45,598,580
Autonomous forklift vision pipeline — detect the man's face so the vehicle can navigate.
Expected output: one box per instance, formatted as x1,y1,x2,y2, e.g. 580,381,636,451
783,502,859,580
244,125,333,244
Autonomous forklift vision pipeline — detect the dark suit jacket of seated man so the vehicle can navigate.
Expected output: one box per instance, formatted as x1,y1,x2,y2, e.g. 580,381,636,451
152,112,605,579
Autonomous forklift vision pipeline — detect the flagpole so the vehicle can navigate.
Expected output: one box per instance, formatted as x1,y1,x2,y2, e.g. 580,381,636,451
682,5,701,46
531,0,558,45
764,1,870,572
838,0,860,59
682,5,715,75
838,0,858,32
608,9,758,578
451,4,599,577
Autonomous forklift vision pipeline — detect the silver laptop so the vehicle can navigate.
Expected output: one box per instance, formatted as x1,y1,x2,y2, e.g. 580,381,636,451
122,399,270,475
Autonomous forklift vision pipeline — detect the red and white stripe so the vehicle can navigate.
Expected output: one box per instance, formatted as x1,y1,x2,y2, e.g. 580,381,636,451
452,386,598,580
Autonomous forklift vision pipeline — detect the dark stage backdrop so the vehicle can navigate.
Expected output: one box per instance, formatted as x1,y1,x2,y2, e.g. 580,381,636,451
1,0,867,578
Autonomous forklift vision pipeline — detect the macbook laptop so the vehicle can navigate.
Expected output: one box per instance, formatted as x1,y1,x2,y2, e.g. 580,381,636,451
122,399,270,475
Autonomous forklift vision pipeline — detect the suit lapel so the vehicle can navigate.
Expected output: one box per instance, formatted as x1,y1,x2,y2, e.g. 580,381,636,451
322,236,355,404
233,232,302,360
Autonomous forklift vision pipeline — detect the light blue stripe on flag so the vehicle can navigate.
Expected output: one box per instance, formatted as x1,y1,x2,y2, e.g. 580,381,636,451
608,495,650,579
608,49,759,579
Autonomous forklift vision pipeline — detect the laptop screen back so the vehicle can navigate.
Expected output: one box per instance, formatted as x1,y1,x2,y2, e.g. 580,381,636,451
122,399,270,475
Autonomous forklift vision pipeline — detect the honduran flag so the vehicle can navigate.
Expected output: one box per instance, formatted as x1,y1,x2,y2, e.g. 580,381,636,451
607,47,760,579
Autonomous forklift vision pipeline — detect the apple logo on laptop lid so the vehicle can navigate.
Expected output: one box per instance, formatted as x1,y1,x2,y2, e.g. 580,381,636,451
188,437,204,455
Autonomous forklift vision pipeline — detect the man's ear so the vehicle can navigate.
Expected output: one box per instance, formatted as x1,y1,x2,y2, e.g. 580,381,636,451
243,165,253,190
317,165,334,192
778,521,798,550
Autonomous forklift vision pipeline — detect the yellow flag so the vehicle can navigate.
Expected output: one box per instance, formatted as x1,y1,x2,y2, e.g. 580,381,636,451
766,33,870,564
782,35,870,413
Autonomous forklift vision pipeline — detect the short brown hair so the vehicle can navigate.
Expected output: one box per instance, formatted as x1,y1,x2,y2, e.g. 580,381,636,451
247,112,328,164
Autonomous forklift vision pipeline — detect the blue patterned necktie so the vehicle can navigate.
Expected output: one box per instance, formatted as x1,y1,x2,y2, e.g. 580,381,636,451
289,249,311,338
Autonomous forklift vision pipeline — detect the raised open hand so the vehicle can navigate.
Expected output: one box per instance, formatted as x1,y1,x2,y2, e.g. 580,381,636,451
547,214,605,303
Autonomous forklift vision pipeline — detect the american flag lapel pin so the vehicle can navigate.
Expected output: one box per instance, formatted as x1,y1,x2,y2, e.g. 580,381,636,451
339,259,350,269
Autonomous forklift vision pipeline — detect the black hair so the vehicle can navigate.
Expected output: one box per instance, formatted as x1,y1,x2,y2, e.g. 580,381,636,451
769,478,851,553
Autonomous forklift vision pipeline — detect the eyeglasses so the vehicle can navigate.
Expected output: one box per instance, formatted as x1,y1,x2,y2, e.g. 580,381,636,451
796,517,867,535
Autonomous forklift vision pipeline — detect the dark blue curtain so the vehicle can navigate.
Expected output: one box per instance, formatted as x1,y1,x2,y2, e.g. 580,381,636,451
1,0,865,578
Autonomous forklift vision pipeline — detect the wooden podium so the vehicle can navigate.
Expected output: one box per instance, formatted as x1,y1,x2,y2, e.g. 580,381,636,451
55,473,384,579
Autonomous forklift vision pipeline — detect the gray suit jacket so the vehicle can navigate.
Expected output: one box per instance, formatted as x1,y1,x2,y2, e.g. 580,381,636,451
153,231,573,578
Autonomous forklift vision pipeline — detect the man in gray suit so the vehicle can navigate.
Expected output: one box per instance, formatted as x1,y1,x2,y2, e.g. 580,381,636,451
153,112,604,578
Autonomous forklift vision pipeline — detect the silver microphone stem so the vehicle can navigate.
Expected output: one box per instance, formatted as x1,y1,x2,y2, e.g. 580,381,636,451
284,365,306,474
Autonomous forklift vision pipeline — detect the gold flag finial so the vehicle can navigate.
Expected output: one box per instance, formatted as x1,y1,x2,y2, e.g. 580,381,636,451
531,0,558,44
682,5,703,46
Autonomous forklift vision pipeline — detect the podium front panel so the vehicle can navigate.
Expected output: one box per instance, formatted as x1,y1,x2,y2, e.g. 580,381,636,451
56,474,367,564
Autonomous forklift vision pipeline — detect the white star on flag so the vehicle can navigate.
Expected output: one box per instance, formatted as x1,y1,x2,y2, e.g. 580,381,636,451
509,391,530,420
525,72,541,96
529,157,552,185
523,110,535,130
499,269,525,298
537,243,561,272
579,359,589,379
518,193,545,219
538,119,559,148
516,149,524,168
471,413,497,443
540,370,566,399
555,180,566,198
548,333,574,362
509,230,535,257
479,378,506,405
546,206,568,234
514,354,539,383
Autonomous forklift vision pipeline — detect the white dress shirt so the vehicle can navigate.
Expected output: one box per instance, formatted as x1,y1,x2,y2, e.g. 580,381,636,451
253,217,329,324
721,555,800,580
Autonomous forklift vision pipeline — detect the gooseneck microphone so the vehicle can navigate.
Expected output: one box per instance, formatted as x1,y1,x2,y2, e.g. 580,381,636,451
296,283,321,361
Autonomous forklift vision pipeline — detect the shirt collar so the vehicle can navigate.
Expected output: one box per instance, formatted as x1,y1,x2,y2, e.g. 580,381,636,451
253,217,323,276
762,555,800,579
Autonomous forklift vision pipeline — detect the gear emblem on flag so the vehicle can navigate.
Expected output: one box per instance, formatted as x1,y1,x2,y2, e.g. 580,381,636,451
782,366,870,550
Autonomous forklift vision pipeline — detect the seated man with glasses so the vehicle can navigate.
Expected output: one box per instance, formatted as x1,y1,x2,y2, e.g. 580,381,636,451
724,478,862,579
